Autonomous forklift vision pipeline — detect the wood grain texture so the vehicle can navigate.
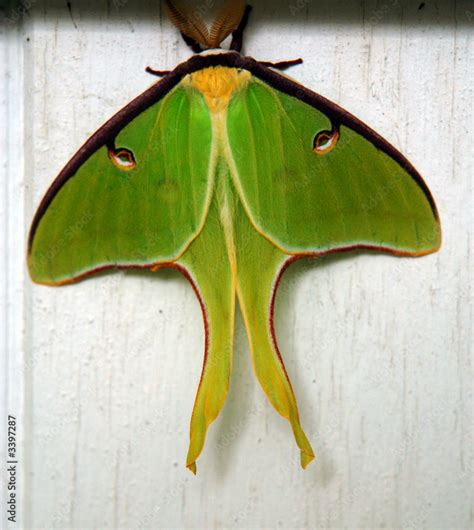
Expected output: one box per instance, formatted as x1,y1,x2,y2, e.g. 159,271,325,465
1,13,26,529
1,0,472,528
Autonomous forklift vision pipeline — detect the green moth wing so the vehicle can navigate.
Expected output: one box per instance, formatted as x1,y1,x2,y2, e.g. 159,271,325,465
29,82,213,285
28,52,441,474
226,73,440,256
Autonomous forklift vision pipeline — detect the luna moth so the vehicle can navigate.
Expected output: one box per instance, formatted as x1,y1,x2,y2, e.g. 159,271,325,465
28,1,441,474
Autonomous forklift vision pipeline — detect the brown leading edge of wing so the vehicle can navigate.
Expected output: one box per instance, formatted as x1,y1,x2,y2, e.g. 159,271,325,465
29,51,440,253
241,58,440,224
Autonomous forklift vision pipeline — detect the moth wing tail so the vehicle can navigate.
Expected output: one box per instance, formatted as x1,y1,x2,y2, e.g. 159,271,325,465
235,217,315,469
178,202,235,474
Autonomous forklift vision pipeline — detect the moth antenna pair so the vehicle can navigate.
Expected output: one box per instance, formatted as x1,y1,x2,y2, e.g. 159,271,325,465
164,0,248,51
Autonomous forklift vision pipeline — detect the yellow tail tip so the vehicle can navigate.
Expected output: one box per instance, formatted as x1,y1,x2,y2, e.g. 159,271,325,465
187,461,197,475
301,451,315,470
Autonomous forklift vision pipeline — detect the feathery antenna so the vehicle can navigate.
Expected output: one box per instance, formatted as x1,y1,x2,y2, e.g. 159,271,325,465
209,0,246,48
164,0,209,49
164,0,249,51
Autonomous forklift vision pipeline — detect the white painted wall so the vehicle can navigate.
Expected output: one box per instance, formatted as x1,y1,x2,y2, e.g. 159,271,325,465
1,1,472,528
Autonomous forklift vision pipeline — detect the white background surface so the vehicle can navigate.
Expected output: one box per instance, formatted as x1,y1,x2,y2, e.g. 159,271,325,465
1,1,472,528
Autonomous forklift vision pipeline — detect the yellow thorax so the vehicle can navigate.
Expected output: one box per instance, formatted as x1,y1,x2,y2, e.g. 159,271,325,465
185,66,251,113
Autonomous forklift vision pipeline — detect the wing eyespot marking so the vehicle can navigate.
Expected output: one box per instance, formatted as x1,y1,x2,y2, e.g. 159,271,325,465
313,127,340,156
108,146,137,170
